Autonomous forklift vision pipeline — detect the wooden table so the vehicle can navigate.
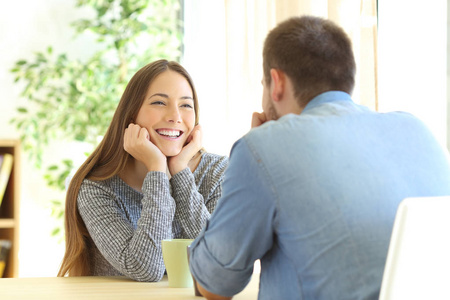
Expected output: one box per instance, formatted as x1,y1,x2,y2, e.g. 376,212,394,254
0,273,259,299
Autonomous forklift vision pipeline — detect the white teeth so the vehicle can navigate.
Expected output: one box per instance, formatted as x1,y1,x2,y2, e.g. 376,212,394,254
157,129,181,137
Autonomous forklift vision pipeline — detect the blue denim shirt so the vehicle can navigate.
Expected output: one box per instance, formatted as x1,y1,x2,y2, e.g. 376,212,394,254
189,91,450,299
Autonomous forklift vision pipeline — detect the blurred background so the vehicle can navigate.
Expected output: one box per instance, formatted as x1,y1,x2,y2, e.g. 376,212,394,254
0,0,448,277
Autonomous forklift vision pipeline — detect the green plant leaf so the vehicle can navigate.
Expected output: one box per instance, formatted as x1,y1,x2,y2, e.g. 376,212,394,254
51,227,61,236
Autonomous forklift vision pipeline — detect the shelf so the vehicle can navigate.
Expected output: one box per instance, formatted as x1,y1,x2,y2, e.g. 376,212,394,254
0,219,15,228
0,139,20,278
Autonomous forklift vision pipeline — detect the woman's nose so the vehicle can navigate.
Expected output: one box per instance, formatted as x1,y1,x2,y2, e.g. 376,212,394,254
166,106,182,123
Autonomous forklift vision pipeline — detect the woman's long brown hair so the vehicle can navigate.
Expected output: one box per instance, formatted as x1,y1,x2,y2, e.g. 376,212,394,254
57,60,199,277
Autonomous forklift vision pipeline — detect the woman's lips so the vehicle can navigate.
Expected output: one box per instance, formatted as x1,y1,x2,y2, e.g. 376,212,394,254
156,129,183,139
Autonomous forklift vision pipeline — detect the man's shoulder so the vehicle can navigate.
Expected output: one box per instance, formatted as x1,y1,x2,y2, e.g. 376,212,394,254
239,108,428,156
236,117,301,157
244,114,306,141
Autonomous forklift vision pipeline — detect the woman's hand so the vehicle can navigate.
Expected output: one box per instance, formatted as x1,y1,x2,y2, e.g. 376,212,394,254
168,124,203,175
123,123,167,172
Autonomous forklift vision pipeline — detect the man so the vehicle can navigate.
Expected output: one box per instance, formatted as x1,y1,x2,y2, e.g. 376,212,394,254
188,16,450,300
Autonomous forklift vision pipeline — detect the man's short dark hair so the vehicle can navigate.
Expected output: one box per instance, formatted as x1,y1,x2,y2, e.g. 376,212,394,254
263,16,356,107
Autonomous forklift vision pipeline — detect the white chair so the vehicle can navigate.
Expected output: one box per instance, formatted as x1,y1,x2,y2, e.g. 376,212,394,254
379,196,450,300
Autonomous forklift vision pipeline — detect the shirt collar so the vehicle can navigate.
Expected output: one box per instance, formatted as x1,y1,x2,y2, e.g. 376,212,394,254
302,91,353,113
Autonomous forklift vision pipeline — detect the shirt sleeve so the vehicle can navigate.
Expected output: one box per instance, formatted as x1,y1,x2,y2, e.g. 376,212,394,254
78,171,175,282
189,138,277,297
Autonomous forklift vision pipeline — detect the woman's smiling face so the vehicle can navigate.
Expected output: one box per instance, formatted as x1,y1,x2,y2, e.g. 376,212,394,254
135,70,195,157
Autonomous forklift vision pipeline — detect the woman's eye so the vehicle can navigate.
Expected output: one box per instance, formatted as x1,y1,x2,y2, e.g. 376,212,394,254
151,101,165,105
181,103,193,109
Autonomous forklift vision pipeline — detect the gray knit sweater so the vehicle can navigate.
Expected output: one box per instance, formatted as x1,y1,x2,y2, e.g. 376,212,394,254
77,152,228,282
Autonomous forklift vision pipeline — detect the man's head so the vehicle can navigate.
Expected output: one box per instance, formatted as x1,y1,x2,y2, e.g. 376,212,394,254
262,16,356,111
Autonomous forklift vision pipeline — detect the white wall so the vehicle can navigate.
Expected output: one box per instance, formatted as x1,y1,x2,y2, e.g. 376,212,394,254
447,2,450,150
182,1,232,156
378,0,448,148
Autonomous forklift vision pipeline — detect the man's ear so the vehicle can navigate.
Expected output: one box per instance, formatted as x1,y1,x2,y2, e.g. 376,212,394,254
270,68,285,102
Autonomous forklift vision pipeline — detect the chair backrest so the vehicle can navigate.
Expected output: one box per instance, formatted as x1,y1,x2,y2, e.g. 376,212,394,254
379,196,450,300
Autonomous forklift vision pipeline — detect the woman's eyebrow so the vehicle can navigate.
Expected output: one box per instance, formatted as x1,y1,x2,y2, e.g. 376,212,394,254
148,93,193,101
149,93,169,99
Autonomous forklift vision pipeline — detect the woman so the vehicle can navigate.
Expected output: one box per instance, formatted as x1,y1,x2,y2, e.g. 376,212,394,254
57,60,228,282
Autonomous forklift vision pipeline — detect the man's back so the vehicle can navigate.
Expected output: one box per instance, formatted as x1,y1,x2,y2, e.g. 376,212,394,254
189,16,450,300
241,91,450,299
189,91,450,300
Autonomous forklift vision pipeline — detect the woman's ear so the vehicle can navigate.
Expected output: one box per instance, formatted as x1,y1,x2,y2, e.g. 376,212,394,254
270,69,285,102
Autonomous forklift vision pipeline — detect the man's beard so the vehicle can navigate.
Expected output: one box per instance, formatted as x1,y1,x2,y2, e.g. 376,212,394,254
267,100,280,121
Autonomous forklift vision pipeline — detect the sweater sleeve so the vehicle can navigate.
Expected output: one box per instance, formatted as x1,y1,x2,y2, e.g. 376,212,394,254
170,154,228,238
77,172,175,282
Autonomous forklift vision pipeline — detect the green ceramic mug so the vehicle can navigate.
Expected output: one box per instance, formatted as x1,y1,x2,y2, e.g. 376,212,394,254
161,239,194,288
